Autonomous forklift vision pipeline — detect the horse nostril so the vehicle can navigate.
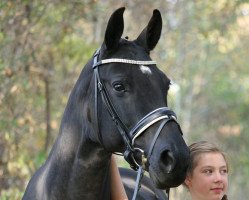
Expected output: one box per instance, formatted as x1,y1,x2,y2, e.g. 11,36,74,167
160,150,176,173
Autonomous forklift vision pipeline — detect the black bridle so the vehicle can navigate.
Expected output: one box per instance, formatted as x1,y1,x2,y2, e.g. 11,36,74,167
92,48,181,199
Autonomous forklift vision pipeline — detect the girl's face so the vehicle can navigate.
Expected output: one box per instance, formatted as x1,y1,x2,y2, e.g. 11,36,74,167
185,152,228,200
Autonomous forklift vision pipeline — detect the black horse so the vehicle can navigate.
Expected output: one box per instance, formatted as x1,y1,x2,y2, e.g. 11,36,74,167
23,7,189,200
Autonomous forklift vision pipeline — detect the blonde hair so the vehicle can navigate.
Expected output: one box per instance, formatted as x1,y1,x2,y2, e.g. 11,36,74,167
187,141,228,176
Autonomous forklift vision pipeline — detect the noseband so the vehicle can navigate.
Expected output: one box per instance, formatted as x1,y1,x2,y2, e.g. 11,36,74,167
93,48,181,199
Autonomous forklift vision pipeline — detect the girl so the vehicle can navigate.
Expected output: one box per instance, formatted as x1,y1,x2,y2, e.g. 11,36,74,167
184,141,229,200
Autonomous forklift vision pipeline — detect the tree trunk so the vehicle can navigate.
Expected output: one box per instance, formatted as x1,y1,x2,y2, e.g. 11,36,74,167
44,76,51,153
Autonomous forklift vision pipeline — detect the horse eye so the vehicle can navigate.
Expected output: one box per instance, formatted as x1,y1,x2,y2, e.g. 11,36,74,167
113,82,125,92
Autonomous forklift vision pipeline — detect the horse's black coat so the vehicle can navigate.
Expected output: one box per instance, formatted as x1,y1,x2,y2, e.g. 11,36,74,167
23,7,189,200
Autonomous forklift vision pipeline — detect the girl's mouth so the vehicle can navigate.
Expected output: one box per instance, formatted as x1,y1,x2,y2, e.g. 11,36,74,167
211,188,223,193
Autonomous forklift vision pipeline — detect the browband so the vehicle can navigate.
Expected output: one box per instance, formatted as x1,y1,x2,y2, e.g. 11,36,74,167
93,58,156,68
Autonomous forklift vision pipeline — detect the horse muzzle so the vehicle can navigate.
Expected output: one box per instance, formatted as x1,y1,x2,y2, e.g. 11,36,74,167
146,123,190,189
130,109,190,189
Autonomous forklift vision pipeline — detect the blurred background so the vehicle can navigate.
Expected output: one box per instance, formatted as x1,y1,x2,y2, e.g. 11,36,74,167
0,0,249,199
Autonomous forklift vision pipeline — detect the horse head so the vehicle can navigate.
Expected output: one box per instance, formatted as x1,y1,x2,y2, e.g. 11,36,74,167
86,7,190,189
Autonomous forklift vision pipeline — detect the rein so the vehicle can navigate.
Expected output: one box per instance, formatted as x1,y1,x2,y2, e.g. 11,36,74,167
92,48,178,199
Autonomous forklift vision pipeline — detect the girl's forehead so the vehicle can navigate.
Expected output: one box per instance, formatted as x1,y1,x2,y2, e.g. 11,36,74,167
196,152,227,168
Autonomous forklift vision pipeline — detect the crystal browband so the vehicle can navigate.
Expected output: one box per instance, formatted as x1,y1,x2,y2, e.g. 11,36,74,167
93,58,156,68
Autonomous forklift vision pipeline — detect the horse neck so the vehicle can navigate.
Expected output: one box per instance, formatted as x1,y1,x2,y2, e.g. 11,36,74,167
47,127,111,199
46,65,112,199
64,134,112,199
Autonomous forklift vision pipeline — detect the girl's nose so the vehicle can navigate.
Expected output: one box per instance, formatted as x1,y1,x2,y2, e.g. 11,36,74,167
214,172,222,182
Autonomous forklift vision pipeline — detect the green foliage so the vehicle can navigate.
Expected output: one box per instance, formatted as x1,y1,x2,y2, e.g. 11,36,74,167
0,188,24,200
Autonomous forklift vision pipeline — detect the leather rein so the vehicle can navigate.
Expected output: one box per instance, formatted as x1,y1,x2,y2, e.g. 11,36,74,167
92,48,179,199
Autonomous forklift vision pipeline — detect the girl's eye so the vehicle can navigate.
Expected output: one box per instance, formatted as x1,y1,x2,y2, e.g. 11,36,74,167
203,169,212,175
221,169,228,175
113,82,126,92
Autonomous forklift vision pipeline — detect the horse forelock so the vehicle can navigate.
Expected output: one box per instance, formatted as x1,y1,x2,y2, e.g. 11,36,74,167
100,39,151,61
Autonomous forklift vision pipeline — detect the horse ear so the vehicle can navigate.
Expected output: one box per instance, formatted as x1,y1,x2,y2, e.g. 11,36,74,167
104,7,125,50
136,9,162,52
